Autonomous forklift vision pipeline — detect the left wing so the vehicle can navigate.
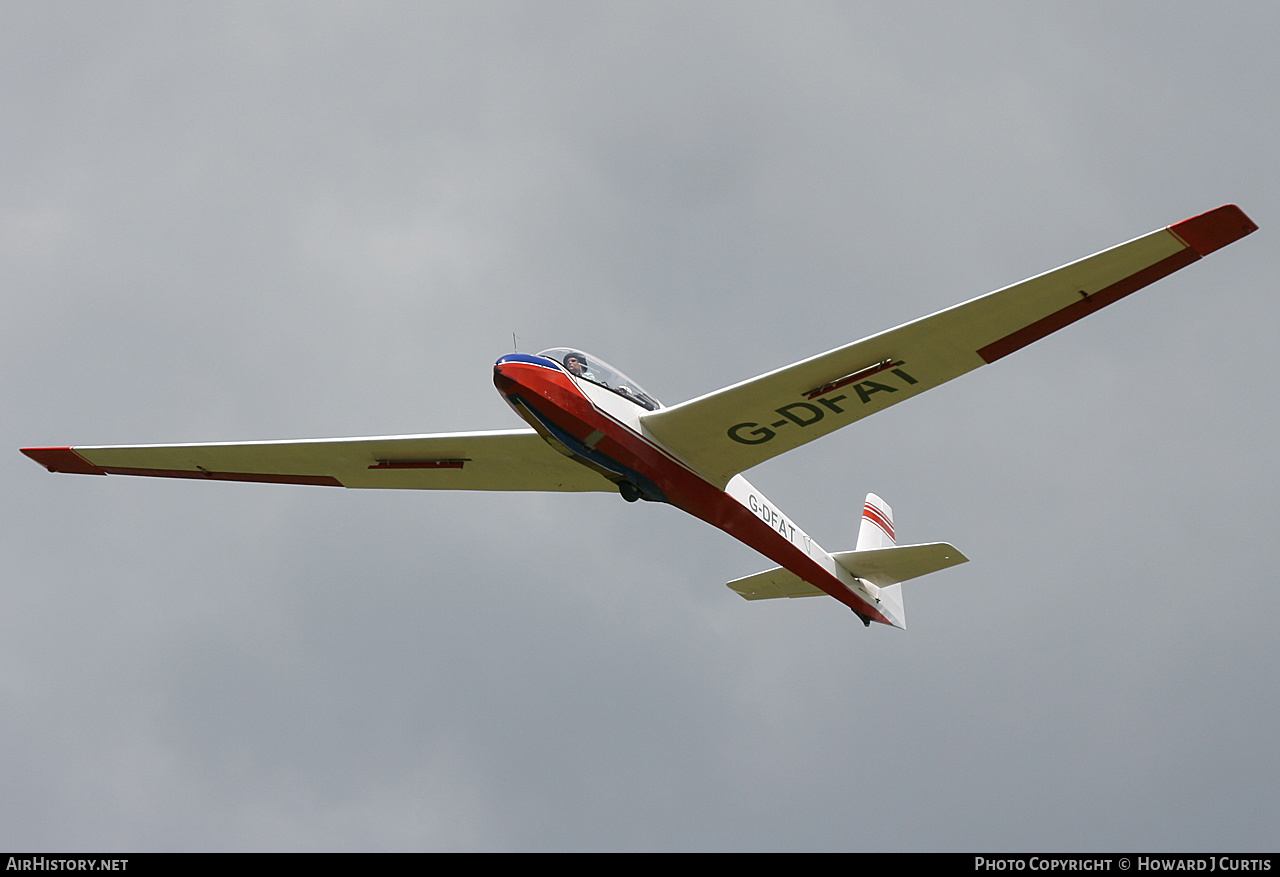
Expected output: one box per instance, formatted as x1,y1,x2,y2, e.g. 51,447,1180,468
21,429,614,492
642,205,1257,486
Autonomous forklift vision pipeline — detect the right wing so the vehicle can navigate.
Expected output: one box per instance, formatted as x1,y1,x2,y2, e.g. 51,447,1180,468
21,429,614,492
642,205,1257,487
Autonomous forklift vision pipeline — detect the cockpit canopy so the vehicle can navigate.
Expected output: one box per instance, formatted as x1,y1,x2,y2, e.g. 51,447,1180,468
539,348,662,411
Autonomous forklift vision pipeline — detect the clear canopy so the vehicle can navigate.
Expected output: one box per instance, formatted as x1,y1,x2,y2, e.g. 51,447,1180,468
538,348,661,411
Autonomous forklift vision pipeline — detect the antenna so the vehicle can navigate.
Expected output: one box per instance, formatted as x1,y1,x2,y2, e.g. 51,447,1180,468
512,332,519,352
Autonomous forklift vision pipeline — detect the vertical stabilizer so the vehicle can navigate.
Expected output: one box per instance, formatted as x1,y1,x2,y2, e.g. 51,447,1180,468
857,493,895,551
837,495,968,629
854,493,903,628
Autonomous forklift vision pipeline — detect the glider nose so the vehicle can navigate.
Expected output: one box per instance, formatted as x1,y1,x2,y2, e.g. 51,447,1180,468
493,356,519,393
493,367,514,392
494,352,562,394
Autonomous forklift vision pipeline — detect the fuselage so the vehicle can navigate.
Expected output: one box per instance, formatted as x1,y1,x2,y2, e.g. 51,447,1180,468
493,350,898,626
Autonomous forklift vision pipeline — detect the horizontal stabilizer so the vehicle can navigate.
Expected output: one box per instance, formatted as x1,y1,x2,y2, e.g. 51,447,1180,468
832,542,968,588
726,567,825,600
727,541,966,602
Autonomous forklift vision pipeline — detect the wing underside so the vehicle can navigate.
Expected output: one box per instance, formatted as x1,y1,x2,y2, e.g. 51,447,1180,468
726,566,825,600
642,205,1257,486
21,429,615,492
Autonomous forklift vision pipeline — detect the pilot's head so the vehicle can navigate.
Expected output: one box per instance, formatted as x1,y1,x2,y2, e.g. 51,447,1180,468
564,352,588,375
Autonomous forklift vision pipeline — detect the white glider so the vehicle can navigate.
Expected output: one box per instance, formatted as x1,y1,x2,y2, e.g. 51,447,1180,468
24,205,1257,628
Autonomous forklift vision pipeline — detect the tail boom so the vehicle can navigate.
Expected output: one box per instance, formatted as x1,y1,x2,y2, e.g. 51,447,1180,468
718,479,906,627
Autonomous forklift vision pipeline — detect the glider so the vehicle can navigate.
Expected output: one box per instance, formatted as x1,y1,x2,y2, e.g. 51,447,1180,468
22,205,1257,628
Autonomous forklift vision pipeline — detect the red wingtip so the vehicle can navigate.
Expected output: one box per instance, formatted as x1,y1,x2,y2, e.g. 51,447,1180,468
20,447,107,475
1169,204,1258,257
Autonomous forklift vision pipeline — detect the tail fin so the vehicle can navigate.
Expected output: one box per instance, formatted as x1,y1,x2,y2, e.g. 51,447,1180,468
841,493,968,630
857,493,895,551
725,492,966,631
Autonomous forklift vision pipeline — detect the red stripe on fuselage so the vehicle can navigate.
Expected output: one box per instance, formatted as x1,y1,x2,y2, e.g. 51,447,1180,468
492,360,891,624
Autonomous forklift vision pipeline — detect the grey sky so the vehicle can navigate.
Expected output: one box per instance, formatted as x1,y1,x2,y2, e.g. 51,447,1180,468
4,1,1277,851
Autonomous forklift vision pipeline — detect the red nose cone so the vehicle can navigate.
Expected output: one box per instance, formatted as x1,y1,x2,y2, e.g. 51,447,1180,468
493,364,516,393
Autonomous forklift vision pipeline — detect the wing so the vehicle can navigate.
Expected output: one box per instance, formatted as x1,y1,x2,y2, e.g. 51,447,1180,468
726,566,825,600
21,429,614,492
642,205,1257,486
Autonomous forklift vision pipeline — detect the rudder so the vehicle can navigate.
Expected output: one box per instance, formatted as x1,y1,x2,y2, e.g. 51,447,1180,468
856,493,895,551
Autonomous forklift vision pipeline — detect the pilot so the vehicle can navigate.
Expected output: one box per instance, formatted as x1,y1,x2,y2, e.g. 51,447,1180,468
563,352,596,381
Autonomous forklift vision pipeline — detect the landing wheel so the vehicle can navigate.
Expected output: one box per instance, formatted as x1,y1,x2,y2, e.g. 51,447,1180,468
618,480,642,503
